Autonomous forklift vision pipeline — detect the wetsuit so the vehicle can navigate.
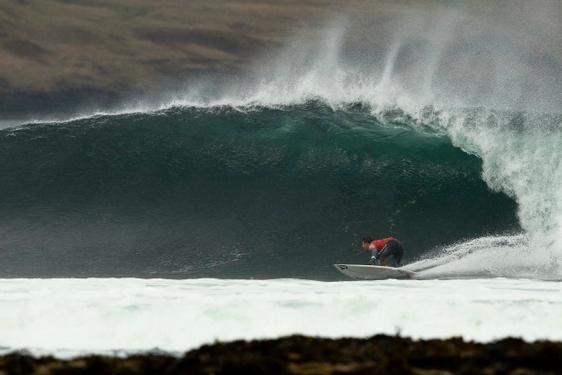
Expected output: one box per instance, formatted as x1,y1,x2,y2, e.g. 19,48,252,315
369,237,403,267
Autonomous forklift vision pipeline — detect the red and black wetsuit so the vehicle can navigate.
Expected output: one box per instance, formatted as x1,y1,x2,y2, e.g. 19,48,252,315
369,237,403,266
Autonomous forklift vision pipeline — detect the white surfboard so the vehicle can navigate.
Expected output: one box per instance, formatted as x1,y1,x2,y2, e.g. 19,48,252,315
334,264,416,280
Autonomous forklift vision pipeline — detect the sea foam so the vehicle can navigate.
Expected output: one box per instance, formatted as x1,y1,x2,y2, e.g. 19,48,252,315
0,278,561,358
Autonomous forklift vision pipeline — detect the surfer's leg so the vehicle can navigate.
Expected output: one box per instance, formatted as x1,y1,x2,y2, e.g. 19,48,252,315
395,244,403,266
380,241,402,267
378,245,393,266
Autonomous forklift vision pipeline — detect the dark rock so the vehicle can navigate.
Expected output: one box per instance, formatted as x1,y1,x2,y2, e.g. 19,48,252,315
1,335,561,375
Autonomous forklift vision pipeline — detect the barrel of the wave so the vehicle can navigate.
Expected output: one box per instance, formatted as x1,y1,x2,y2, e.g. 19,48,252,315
0,103,519,278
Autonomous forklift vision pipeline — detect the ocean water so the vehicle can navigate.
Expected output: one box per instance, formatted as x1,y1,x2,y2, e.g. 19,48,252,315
1,0,561,358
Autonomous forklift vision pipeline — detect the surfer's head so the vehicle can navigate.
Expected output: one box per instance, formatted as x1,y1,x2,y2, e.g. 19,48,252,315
361,237,372,251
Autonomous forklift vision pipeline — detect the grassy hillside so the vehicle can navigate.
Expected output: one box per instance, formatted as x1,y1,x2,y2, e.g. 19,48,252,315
0,0,366,116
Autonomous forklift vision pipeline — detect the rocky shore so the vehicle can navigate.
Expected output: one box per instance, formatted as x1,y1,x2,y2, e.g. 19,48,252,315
2,335,561,374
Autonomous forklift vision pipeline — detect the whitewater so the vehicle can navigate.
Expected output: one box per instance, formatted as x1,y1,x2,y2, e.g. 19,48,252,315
1,278,561,358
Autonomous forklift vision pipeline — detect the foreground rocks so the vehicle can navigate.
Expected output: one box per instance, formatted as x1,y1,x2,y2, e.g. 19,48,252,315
1,335,561,374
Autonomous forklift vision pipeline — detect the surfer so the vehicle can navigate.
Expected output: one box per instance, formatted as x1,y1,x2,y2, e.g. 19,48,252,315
362,237,403,267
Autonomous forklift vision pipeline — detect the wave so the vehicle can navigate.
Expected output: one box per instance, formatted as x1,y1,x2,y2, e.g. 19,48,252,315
3,103,561,279
0,103,522,278
2,1,560,279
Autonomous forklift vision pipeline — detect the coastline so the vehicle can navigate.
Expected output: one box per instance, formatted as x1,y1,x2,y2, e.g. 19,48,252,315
2,335,561,374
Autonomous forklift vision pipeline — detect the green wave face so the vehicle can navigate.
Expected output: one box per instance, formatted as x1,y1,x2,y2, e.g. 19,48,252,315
0,103,518,278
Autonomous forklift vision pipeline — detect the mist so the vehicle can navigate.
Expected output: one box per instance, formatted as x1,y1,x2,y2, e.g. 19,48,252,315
195,0,560,113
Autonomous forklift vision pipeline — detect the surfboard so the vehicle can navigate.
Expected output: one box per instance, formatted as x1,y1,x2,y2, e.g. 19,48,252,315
334,264,416,280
